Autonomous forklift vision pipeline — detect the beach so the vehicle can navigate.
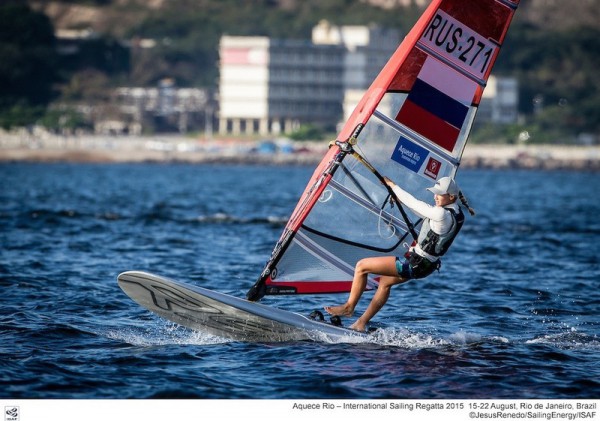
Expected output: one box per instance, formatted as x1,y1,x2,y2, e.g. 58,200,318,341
1,132,598,170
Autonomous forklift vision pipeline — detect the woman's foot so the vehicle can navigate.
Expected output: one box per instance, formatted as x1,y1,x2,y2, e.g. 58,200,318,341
349,319,367,332
324,303,354,317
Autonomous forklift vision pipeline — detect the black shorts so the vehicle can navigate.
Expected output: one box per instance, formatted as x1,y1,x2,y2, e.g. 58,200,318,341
396,252,440,279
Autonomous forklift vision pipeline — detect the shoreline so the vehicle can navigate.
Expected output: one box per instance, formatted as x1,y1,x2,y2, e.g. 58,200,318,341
1,135,599,171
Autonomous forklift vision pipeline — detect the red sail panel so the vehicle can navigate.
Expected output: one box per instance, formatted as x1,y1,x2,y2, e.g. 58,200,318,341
388,48,428,93
396,100,461,152
264,278,354,295
440,0,515,43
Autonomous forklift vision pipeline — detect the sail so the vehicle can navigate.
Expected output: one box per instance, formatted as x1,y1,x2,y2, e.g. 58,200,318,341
247,0,520,300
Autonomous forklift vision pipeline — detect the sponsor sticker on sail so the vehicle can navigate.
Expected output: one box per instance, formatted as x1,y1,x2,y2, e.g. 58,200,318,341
391,136,445,180
424,156,442,179
391,136,428,173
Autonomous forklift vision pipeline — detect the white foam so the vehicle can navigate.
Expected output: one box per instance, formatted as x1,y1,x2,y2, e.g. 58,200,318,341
104,322,231,346
525,329,600,350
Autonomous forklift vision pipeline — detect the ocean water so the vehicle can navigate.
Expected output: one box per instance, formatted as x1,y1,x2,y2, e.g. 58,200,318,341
1,162,599,400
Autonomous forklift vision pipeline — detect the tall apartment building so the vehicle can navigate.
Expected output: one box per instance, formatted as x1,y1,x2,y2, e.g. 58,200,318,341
218,21,400,136
218,35,345,136
312,20,401,124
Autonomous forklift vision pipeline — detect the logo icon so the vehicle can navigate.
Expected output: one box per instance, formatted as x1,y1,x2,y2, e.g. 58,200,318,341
5,407,19,421
424,157,442,179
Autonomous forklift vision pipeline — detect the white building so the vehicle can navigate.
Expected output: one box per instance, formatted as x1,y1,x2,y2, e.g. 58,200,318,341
312,20,400,90
218,35,345,136
312,20,400,124
218,22,400,136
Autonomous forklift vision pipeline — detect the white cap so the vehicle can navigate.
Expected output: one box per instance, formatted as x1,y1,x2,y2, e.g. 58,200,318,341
427,177,459,196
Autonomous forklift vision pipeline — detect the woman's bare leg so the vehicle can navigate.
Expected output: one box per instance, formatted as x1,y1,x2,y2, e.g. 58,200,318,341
325,256,399,317
350,275,409,332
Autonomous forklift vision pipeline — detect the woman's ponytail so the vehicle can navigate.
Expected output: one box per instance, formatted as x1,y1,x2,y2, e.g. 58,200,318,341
458,190,476,216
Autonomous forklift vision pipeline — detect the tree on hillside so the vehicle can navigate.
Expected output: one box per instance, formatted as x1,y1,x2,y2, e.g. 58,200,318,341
0,2,60,128
126,0,403,87
498,23,600,140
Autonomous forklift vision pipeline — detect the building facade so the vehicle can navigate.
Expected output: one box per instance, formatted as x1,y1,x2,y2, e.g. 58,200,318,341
312,20,400,90
113,79,209,135
218,35,345,136
218,21,401,136
312,20,401,123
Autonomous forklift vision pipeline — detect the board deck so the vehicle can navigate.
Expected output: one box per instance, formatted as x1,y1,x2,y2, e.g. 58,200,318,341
117,271,367,342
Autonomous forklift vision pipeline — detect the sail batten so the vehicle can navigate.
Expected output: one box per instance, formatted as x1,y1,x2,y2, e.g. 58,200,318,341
247,0,520,300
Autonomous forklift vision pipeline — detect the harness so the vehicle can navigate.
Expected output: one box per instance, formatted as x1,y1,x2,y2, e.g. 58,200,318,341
419,207,465,257
407,207,464,279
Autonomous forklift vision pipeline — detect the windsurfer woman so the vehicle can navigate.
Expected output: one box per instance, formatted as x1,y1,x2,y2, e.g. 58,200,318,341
325,176,475,332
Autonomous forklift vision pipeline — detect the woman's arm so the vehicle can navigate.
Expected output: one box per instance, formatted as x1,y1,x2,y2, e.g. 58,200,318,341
385,177,445,221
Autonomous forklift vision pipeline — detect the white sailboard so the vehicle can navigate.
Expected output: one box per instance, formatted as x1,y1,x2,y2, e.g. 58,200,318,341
118,271,366,342
119,0,521,341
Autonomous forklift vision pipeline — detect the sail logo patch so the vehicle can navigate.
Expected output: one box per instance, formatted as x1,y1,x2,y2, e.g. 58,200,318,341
424,157,442,179
391,136,428,173
419,10,498,79
395,56,477,152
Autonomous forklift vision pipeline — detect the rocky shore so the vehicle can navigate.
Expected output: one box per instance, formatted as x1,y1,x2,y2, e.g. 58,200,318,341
1,134,598,171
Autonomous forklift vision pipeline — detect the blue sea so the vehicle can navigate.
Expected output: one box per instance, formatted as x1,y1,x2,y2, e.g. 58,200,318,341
1,163,599,403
